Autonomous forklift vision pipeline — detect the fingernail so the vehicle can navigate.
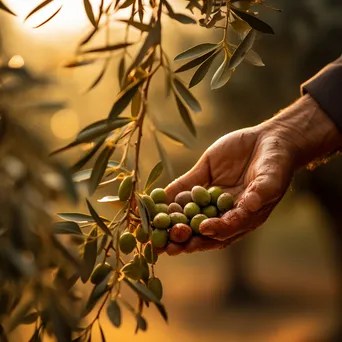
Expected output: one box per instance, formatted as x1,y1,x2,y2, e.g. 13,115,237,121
200,229,215,237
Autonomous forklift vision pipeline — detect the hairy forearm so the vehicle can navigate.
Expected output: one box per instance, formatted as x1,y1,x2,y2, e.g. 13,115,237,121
262,94,342,169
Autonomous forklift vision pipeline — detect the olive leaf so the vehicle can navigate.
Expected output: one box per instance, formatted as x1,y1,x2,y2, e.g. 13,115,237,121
144,161,163,192
118,0,135,9
33,5,63,28
82,42,133,54
135,194,150,234
119,19,151,32
229,29,257,70
99,322,106,341
172,78,201,112
244,49,265,67
70,137,106,173
51,118,131,154
169,13,196,24
135,314,147,332
73,161,121,183
86,200,112,236
88,145,115,195
107,300,121,328
231,8,274,34
174,43,218,61
0,1,15,15
53,222,83,236
83,0,97,28
173,92,196,137
121,263,142,281
108,77,148,121
189,50,220,88
211,50,232,90
57,213,109,223
81,226,98,283
85,60,110,93
19,312,39,325
25,0,54,20
175,49,218,73
118,56,126,89
158,128,192,148
123,278,168,322
84,275,110,315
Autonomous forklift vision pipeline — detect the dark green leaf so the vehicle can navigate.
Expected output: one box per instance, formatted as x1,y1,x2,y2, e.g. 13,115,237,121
28,328,41,342
172,78,201,112
174,49,218,73
153,133,175,180
53,221,83,236
131,90,141,117
174,93,196,137
144,161,163,192
98,234,108,255
82,42,133,54
81,226,98,283
211,50,232,89
73,161,121,183
85,60,109,92
108,77,147,121
57,212,109,222
85,275,110,314
83,0,97,28
174,43,218,61
80,26,98,46
121,263,142,280
86,200,112,236
229,29,256,70
51,118,131,154
158,129,191,148
189,50,219,88
19,312,38,325
70,137,106,173
118,56,126,89
123,278,168,322
118,0,135,9
88,145,115,195
33,5,63,29
99,322,106,341
169,13,196,24
244,49,265,66
135,194,150,234
232,8,274,34
119,19,150,32
128,23,161,73
135,314,147,332
25,0,54,20
0,2,15,15
107,300,121,328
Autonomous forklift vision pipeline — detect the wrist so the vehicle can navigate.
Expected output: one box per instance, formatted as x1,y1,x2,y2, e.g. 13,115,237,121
262,94,342,169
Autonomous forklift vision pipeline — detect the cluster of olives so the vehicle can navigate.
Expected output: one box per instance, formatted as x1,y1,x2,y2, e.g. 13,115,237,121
120,185,234,253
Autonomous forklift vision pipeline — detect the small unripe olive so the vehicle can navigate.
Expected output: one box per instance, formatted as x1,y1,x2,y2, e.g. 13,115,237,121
144,243,158,264
169,223,192,243
183,202,201,219
175,191,192,207
153,213,171,229
151,229,168,248
208,186,223,205
201,205,218,218
155,203,168,214
141,195,157,218
170,212,188,226
133,254,150,282
217,193,234,213
150,188,167,203
191,186,211,207
119,232,137,254
135,224,150,244
148,277,163,300
190,214,208,234
167,202,183,214
90,262,112,285
118,176,133,201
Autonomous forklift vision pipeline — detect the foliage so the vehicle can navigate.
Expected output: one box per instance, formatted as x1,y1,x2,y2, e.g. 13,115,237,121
0,1,279,341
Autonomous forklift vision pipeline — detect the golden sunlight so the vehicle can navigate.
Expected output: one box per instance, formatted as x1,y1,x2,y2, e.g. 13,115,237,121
50,108,80,139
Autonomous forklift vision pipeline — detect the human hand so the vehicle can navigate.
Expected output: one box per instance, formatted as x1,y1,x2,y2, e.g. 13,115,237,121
160,94,342,256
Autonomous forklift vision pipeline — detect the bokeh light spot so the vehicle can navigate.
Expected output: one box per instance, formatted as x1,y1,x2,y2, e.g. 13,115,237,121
50,109,79,140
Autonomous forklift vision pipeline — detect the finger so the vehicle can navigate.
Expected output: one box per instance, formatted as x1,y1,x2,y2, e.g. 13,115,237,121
164,158,210,203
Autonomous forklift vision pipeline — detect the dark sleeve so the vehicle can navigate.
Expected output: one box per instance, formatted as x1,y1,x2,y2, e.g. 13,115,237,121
301,55,342,132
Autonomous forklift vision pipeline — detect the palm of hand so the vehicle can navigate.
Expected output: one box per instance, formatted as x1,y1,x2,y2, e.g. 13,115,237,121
163,127,295,255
